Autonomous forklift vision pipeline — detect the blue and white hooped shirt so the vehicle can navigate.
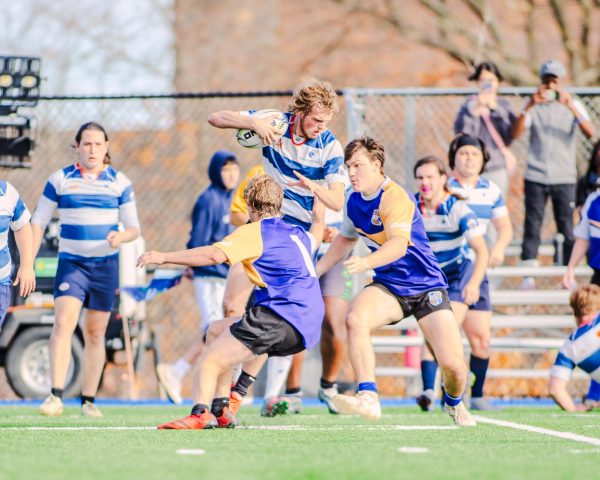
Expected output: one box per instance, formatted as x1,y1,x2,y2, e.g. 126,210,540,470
0,181,31,285
31,164,140,261
415,192,484,273
243,110,347,230
447,176,508,233
551,313,600,382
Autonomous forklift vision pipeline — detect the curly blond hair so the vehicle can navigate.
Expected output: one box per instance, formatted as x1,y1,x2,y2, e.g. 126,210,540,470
570,284,600,322
288,78,339,116
244,174,283,218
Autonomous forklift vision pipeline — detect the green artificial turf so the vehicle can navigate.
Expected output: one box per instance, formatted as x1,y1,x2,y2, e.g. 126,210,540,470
0,406,598,480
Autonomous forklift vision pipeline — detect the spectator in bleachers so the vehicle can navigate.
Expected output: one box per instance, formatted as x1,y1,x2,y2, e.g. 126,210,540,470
549,284,600,412
576,140,600,212
513,60,595,270
453,61,517,203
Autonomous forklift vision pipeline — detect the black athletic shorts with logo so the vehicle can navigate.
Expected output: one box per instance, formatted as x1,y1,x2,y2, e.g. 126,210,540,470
230,306,305,357
367,281,452,322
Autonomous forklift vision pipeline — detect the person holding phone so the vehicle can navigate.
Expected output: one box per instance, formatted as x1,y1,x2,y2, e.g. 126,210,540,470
513,60,595,273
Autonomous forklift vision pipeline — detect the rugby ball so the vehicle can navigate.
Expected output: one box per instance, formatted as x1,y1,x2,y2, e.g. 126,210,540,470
236,109,288,148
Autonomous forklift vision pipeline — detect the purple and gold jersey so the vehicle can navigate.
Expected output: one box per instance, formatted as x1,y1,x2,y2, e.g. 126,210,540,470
341,178,447,296
214,217,324,349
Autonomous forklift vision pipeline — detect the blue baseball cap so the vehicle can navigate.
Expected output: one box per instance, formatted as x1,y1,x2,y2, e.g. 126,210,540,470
539,60,566,79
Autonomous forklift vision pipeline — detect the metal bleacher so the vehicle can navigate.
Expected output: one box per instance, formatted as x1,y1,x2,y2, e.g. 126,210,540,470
372,241,593,382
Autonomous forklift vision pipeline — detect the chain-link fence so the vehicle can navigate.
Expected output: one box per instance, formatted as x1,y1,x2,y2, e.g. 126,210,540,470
0,88,598,399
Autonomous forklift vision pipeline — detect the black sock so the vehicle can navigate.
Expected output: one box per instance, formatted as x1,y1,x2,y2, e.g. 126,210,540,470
232,371,256,397
320,378,336,389
285,387,301,395
211,397,229,418
81,395,95,405
191,403,210,415
51,388,64,399
470,354,490,398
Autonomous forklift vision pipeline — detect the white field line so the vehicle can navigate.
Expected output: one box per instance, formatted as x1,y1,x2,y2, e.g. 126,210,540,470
4,424,457,432
473,416,600,447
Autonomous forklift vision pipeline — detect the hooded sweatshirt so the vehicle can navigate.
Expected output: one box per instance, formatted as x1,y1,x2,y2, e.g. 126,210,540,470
188,150,237,278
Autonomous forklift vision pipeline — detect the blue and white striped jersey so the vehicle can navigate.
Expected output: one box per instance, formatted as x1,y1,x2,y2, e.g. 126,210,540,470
550,313,600,382
447,176,508,233
31,164,140,261
243,111,346,230
574,191,600,269
414,192,483,272
0,181,31,285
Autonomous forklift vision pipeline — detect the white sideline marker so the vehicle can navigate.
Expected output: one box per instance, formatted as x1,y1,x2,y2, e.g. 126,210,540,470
398,447,430,454
176,449,206,455
474,416,600,447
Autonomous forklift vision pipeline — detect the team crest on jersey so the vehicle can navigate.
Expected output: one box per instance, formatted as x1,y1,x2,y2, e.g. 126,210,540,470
371,209,382,226
428,291,443,306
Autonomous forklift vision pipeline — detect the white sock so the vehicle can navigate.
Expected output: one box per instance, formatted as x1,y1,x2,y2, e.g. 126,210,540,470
172,358,191,379
263,356,292,399
231,363,242,384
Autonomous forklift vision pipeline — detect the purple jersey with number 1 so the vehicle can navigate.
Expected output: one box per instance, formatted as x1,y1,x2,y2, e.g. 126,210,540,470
214,217,324,348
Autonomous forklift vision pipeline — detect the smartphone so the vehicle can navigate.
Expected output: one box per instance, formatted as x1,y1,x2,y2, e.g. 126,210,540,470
542,89,559,101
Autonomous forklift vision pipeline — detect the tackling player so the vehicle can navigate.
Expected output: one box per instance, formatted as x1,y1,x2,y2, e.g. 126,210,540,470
138,175,326,429
317,137,476,426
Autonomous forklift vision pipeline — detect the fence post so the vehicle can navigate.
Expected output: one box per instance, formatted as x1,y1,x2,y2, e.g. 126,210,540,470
403,94,416,189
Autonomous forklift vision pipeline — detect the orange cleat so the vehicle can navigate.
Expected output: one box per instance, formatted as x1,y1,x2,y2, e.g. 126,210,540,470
229,391,243,416
216,407,239,428
157,412,218,430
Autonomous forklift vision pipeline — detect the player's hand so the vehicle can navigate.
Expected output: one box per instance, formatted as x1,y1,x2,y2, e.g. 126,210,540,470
344,255,369,274
557,89,574,108
107,230,122,249
13,265,36,297
289,170,321,194
312,197,325,223
137,251,166,267
462,282,480,306
251,115,283,146
562,269,577,290
323,226,339,243
488,246,505,268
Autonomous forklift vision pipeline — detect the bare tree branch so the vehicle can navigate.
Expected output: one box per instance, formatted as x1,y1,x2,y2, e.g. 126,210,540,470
525,0,538,69
578,0,593,69
550,0,580,81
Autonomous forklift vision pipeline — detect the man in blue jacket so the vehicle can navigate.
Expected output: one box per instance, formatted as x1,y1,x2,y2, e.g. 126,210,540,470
157,150,240,404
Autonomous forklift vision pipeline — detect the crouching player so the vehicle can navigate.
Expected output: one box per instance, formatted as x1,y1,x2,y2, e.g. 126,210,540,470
317,137,476,426
137,175,326,429
549,284,600,412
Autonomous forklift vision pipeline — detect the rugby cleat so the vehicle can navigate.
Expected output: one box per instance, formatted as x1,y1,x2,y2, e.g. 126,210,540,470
331,390,381,420
157,411,218,430
229,391,243,416
216,407,238,428
318,386,339,414
286,393,303,414
445,401,477,427
81,401,103,418
39,394,64,417
416,389,434,412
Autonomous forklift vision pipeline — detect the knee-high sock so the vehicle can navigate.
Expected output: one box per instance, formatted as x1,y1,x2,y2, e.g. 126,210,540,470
263,356,293,399
470,354,489,398
421,360,438,391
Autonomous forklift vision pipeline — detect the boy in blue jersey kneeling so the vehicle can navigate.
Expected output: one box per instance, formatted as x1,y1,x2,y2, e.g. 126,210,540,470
138,175,326,429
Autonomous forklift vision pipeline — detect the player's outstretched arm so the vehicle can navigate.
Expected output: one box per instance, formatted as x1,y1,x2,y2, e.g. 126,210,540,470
137,245,227,268
549,376,588,412
208,110,281,145
316,234,357,277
